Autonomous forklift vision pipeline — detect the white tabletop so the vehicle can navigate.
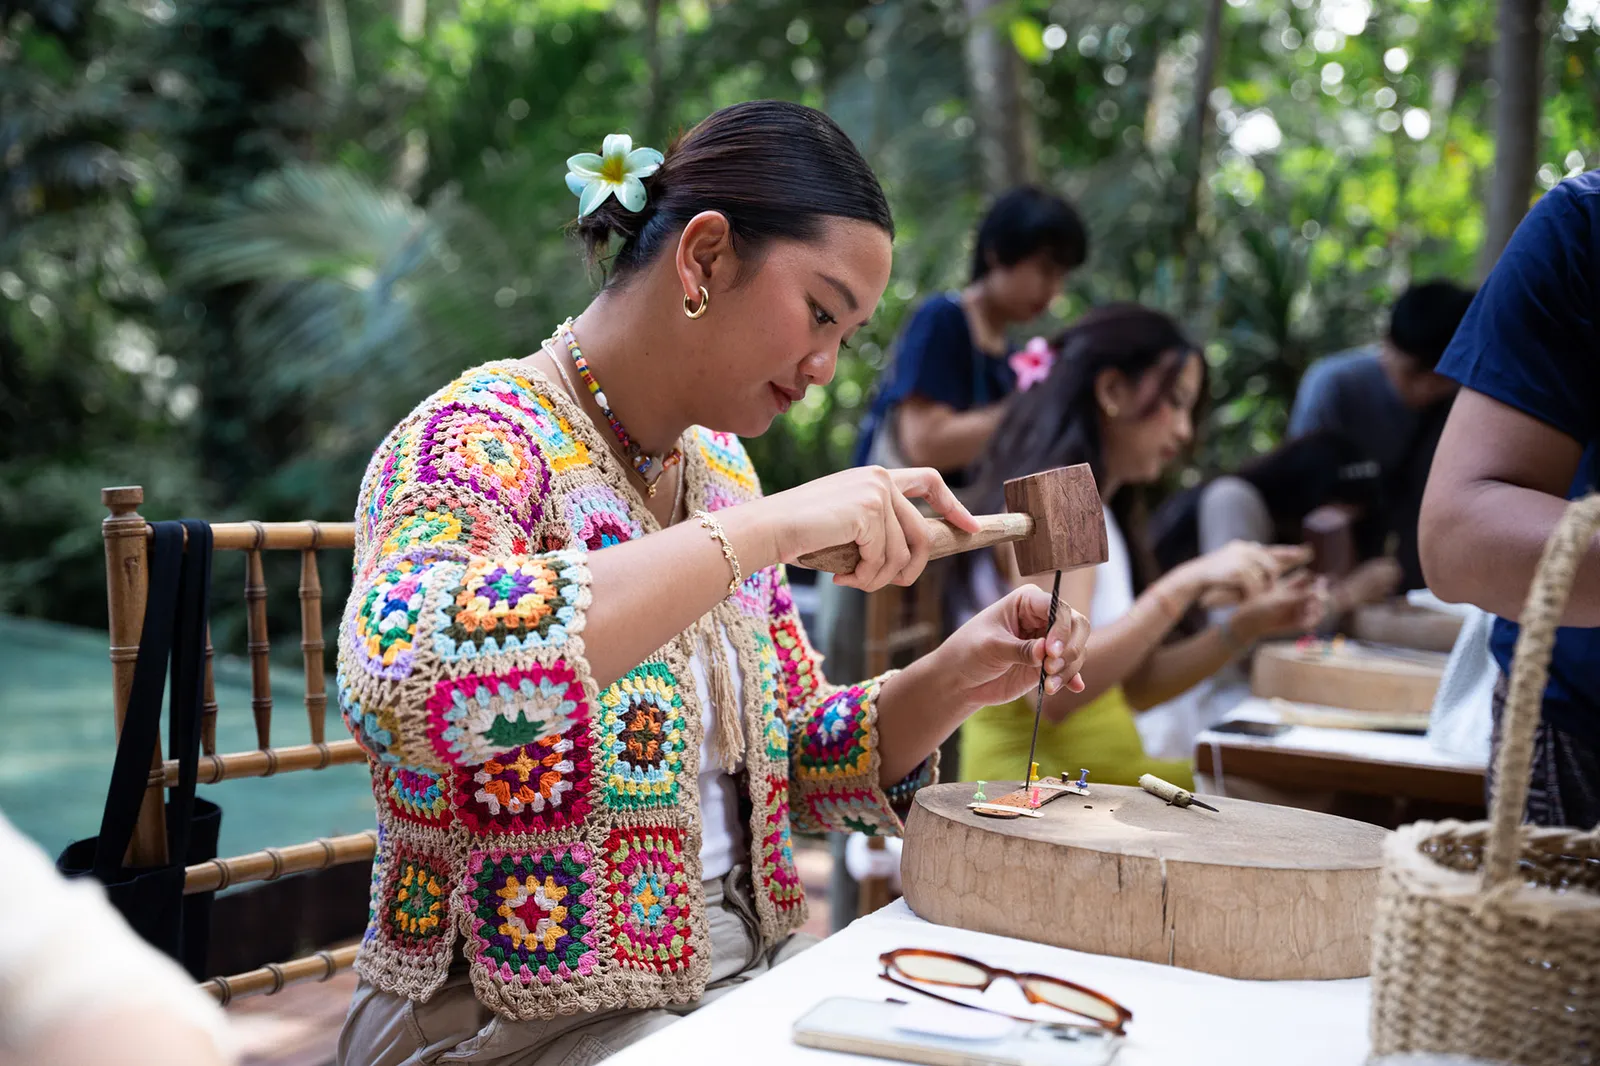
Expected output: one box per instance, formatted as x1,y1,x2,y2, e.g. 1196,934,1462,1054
1197,697,1485,774
606,900,1371,1066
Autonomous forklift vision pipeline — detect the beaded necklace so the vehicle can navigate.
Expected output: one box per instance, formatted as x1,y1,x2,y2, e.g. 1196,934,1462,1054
545,337,686,523
555,319,683,497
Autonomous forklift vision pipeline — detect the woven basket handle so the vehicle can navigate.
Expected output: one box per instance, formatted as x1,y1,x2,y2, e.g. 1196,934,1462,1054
1484,492,1600,887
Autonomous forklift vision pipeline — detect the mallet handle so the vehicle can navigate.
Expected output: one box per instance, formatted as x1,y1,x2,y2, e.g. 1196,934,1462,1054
795,513,1034,575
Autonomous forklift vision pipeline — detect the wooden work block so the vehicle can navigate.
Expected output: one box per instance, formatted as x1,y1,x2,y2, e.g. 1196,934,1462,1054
1351,601,1463,654
1268,698,1431,734
1251,639,1445,714
900,782,1389,980
1004,464,1109,576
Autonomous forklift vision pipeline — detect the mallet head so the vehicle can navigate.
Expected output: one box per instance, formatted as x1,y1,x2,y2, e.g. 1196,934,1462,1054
1003,464,1109,575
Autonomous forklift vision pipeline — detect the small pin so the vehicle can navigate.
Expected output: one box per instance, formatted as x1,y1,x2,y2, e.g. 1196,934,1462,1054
972,781,987,803
1028,785,1042,808
1075,768,1090,789
1028,761,1040,786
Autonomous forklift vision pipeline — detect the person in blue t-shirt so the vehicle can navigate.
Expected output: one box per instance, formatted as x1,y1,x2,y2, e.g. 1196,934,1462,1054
852,185,1088,485
1421,168,1600,829
1288,280,1476,592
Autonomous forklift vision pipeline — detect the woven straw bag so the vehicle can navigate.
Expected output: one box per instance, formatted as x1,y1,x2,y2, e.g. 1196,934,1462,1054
1370,494,1600,1063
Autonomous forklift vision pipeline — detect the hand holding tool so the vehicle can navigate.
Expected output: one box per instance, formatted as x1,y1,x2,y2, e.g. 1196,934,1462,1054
795,464,1109,576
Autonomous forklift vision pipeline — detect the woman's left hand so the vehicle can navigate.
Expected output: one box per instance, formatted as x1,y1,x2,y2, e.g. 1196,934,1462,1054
936,584,1090,712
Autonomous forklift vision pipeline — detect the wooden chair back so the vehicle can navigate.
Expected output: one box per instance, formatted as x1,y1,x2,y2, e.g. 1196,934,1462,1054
102,486,372,1004
862,561,946,678
857,563,947,914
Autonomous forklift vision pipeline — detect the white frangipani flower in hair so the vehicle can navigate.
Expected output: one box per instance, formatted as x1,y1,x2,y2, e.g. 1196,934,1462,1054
565,133,664,218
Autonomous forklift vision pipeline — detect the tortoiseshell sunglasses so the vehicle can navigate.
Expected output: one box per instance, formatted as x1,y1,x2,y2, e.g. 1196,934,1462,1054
878,948,1133,1034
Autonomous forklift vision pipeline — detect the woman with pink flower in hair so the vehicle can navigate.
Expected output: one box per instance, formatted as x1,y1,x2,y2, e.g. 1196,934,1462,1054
961,305,1326,791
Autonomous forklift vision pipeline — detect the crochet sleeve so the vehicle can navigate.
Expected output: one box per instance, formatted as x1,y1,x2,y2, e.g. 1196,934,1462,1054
338,385,596,776
773,569,938,837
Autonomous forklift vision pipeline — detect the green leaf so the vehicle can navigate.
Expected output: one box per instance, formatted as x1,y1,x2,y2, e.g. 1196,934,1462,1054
1009,16,1048,64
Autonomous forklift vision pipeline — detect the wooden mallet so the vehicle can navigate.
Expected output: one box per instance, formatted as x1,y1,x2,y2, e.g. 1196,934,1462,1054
794,463,1109,576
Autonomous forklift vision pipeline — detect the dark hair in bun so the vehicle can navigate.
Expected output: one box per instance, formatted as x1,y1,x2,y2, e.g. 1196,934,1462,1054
575,100,894,283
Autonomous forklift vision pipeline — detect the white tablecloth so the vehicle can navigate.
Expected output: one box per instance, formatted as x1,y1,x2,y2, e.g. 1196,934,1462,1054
606,900,1371,1066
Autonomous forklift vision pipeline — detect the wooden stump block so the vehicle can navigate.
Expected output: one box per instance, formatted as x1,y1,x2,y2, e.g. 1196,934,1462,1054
1351,602,1464,654
899,782,1388,980
1251,639,1446,714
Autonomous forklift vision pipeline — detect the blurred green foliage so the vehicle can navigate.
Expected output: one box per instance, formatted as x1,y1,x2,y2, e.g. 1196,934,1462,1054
3,0,1599,651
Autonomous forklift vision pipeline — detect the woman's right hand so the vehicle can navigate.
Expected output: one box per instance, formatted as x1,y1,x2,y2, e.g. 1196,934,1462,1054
1180,539,1313,601
754,466,980,591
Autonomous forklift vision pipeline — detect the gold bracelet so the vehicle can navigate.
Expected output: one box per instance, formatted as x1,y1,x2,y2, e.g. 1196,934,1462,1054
693,509,742,595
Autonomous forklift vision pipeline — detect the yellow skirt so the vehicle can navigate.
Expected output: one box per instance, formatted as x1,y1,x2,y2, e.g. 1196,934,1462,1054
959,686,1195,790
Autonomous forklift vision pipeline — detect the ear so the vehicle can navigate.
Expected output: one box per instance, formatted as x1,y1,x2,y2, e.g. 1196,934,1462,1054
1093,368,1131,417
675,211,735,299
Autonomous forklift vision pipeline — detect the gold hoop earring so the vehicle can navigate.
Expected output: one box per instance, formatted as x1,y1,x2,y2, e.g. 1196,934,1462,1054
683,285,709,320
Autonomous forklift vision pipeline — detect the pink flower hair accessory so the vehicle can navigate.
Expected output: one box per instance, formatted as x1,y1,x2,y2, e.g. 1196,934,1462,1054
1008,336,1057,392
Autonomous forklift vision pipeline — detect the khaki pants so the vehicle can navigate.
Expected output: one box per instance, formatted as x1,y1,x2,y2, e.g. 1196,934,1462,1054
338,865,815,1066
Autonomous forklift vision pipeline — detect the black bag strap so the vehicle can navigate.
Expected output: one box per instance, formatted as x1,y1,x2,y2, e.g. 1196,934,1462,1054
94,522,184,879
164,519,213,867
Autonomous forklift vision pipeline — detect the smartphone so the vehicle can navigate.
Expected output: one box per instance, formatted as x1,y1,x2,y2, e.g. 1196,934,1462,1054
1210,718,1291,738
792,997,1122,1066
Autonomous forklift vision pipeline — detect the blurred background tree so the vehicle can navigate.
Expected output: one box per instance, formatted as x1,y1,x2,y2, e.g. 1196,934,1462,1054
4,0,1598,651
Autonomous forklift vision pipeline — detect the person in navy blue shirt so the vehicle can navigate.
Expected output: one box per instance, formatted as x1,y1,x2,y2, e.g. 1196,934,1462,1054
852,185,1088,486
1422,168,1600,829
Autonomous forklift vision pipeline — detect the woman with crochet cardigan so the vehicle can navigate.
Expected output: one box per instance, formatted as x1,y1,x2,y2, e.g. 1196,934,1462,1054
336,100,1090,1066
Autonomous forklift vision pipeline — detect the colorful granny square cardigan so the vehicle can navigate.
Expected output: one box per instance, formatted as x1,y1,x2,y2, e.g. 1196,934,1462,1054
338,359,936,1018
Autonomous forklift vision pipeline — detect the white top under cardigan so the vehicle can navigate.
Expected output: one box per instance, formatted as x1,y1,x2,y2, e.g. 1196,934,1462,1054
689,630,747,881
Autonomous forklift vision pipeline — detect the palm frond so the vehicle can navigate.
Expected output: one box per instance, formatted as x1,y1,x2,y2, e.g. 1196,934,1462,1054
168,163,535,450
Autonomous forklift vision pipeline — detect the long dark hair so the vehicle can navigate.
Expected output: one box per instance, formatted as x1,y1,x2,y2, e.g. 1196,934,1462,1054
577,100,893,281
972,303,1205,590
